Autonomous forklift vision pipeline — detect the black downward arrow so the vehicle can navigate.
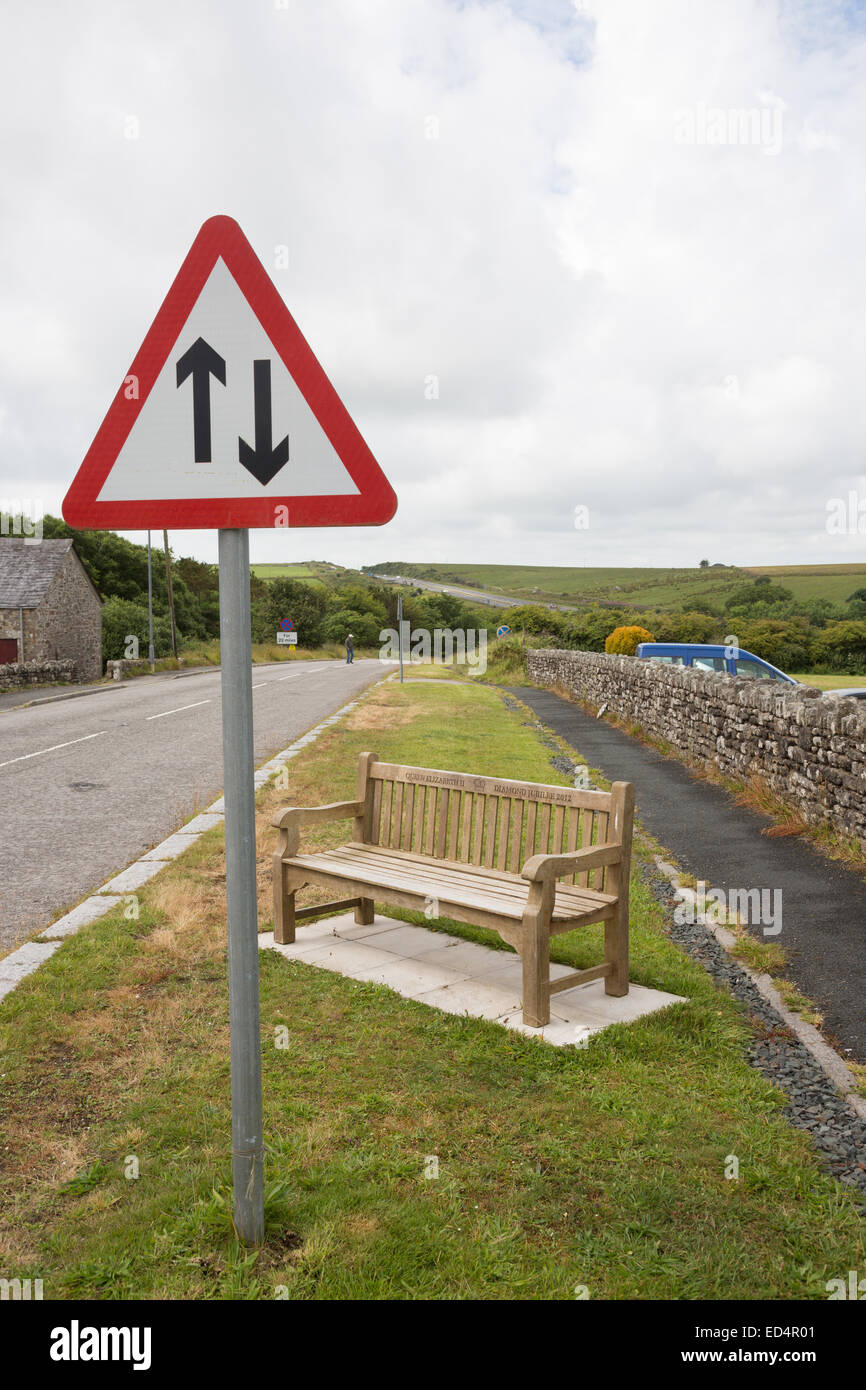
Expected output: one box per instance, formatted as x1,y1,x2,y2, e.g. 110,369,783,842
238,360,289,485
176,337,226,462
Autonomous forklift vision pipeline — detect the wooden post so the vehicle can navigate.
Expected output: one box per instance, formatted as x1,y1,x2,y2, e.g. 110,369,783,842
354,751,377,924
521,878,553,1027
272,823,299,945
604,781,634,996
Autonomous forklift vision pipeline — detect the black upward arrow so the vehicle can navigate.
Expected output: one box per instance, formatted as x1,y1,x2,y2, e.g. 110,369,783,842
175,337,226,462
238,360,289,485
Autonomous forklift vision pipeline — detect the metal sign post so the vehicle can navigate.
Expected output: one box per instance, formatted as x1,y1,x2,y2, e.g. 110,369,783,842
397,594,404,684
218,527,264,1245
146,530,155,671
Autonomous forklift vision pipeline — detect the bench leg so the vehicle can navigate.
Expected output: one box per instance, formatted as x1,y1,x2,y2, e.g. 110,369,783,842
273,859,296,945
604,895,629,997
521,884,552,1027
354,897,375,926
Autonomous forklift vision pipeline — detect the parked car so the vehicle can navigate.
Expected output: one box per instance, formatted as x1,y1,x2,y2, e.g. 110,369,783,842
821,686,866,701
635,642,797,684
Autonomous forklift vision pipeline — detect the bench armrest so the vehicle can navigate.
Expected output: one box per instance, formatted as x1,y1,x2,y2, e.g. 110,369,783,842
271,801,364,831
521,841,622,883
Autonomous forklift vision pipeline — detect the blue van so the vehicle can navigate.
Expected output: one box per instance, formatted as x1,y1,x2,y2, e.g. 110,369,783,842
635,643,797,685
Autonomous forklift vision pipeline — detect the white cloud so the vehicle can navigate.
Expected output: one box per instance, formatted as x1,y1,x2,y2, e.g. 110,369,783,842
1,0,865,571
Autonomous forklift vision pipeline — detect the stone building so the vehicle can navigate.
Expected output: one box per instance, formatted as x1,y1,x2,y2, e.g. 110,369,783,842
0,539,102,680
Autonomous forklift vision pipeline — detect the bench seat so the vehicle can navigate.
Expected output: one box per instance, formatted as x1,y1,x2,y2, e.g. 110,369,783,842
283,842,618,929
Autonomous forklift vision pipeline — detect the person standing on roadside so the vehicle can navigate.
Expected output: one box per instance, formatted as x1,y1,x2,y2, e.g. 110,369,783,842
345,633,354,664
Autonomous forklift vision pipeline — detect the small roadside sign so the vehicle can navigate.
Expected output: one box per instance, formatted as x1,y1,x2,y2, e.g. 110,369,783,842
497,624,512,637
277,631,298,645
279,618,295,631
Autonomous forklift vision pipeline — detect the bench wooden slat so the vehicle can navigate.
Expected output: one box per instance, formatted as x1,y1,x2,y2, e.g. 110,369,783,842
472,793,485,866
302,844,616,913
525,800,538,860
539,802,551,856
393,780,404,850
576,806,594,887
566,806,579,885
412,782,425,853
484,795,498,868
460,791,473,861
285,849,615,922
371,779,383,846
510,798,524,875
369,760,612,810
553,803,566,856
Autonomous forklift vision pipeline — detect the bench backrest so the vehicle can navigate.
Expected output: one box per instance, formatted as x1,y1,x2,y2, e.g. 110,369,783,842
355,753,630,891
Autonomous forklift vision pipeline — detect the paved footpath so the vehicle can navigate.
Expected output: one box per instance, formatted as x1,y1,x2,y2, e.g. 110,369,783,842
0,659,382,950
509,686,866,1063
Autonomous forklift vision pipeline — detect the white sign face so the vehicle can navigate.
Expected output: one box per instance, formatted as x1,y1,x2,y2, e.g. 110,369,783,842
276,631,298,645
97,258,361,504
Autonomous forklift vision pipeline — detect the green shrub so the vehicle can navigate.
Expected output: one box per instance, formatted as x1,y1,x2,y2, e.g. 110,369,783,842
605,625,654,656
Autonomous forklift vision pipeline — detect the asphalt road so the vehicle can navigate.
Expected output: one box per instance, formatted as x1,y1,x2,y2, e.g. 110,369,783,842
510,686,866,1063
0,659,383,949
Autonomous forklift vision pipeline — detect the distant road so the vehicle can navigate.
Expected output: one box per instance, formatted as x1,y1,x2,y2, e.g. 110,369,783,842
0,659,383,950
370,573,579,616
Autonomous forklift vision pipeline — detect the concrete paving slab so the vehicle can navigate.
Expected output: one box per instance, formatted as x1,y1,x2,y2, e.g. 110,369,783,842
141,832,204,861
261,913,687,1046
348,955,470,995
179,813,224,834
96,860,168,894
545,979,686,1027
413,976,524,1019
39,895,123,939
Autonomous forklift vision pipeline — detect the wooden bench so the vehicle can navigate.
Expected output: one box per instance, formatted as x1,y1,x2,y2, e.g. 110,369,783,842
271,753,635,1028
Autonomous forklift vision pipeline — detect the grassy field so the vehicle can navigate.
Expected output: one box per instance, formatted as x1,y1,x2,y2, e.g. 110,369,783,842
249,561,343,587
370,561,866,612
1,680,862,1299
745,564,866,606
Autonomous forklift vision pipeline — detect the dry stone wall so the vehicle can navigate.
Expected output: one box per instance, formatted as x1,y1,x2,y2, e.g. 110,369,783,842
527,648,866,846
0,659,77,689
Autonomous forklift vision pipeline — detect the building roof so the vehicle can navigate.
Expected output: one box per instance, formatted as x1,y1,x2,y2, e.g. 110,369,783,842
0,538,85,608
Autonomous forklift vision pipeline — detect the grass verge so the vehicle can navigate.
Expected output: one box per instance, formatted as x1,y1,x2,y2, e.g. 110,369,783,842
0,681,863,1299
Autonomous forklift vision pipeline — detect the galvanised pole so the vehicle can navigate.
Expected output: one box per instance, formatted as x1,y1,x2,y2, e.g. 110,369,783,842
218,527,265,1246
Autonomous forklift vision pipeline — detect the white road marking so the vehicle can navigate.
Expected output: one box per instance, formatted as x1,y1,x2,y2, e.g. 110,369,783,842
0,730,107,770
275,675,299,682
146,699,212,721
251,682,267,689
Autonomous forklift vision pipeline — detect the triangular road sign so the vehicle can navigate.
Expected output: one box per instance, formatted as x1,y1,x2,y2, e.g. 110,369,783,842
63,215,397,529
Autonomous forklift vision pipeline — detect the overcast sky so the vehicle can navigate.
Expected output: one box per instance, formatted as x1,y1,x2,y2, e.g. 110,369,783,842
2,0,865,571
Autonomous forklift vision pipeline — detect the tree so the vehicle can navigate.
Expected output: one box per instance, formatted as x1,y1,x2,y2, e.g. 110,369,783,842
699,558,709,568
263,578,327,647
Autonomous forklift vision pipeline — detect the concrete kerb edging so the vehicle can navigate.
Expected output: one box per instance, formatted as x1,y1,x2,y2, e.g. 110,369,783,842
654,856,866,1122
0,687,375,1005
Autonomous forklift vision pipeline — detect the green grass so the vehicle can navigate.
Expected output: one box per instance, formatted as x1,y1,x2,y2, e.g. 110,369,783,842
790,672,866,690
249,561,341,587
746,564,866,607
0,681,862,1299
